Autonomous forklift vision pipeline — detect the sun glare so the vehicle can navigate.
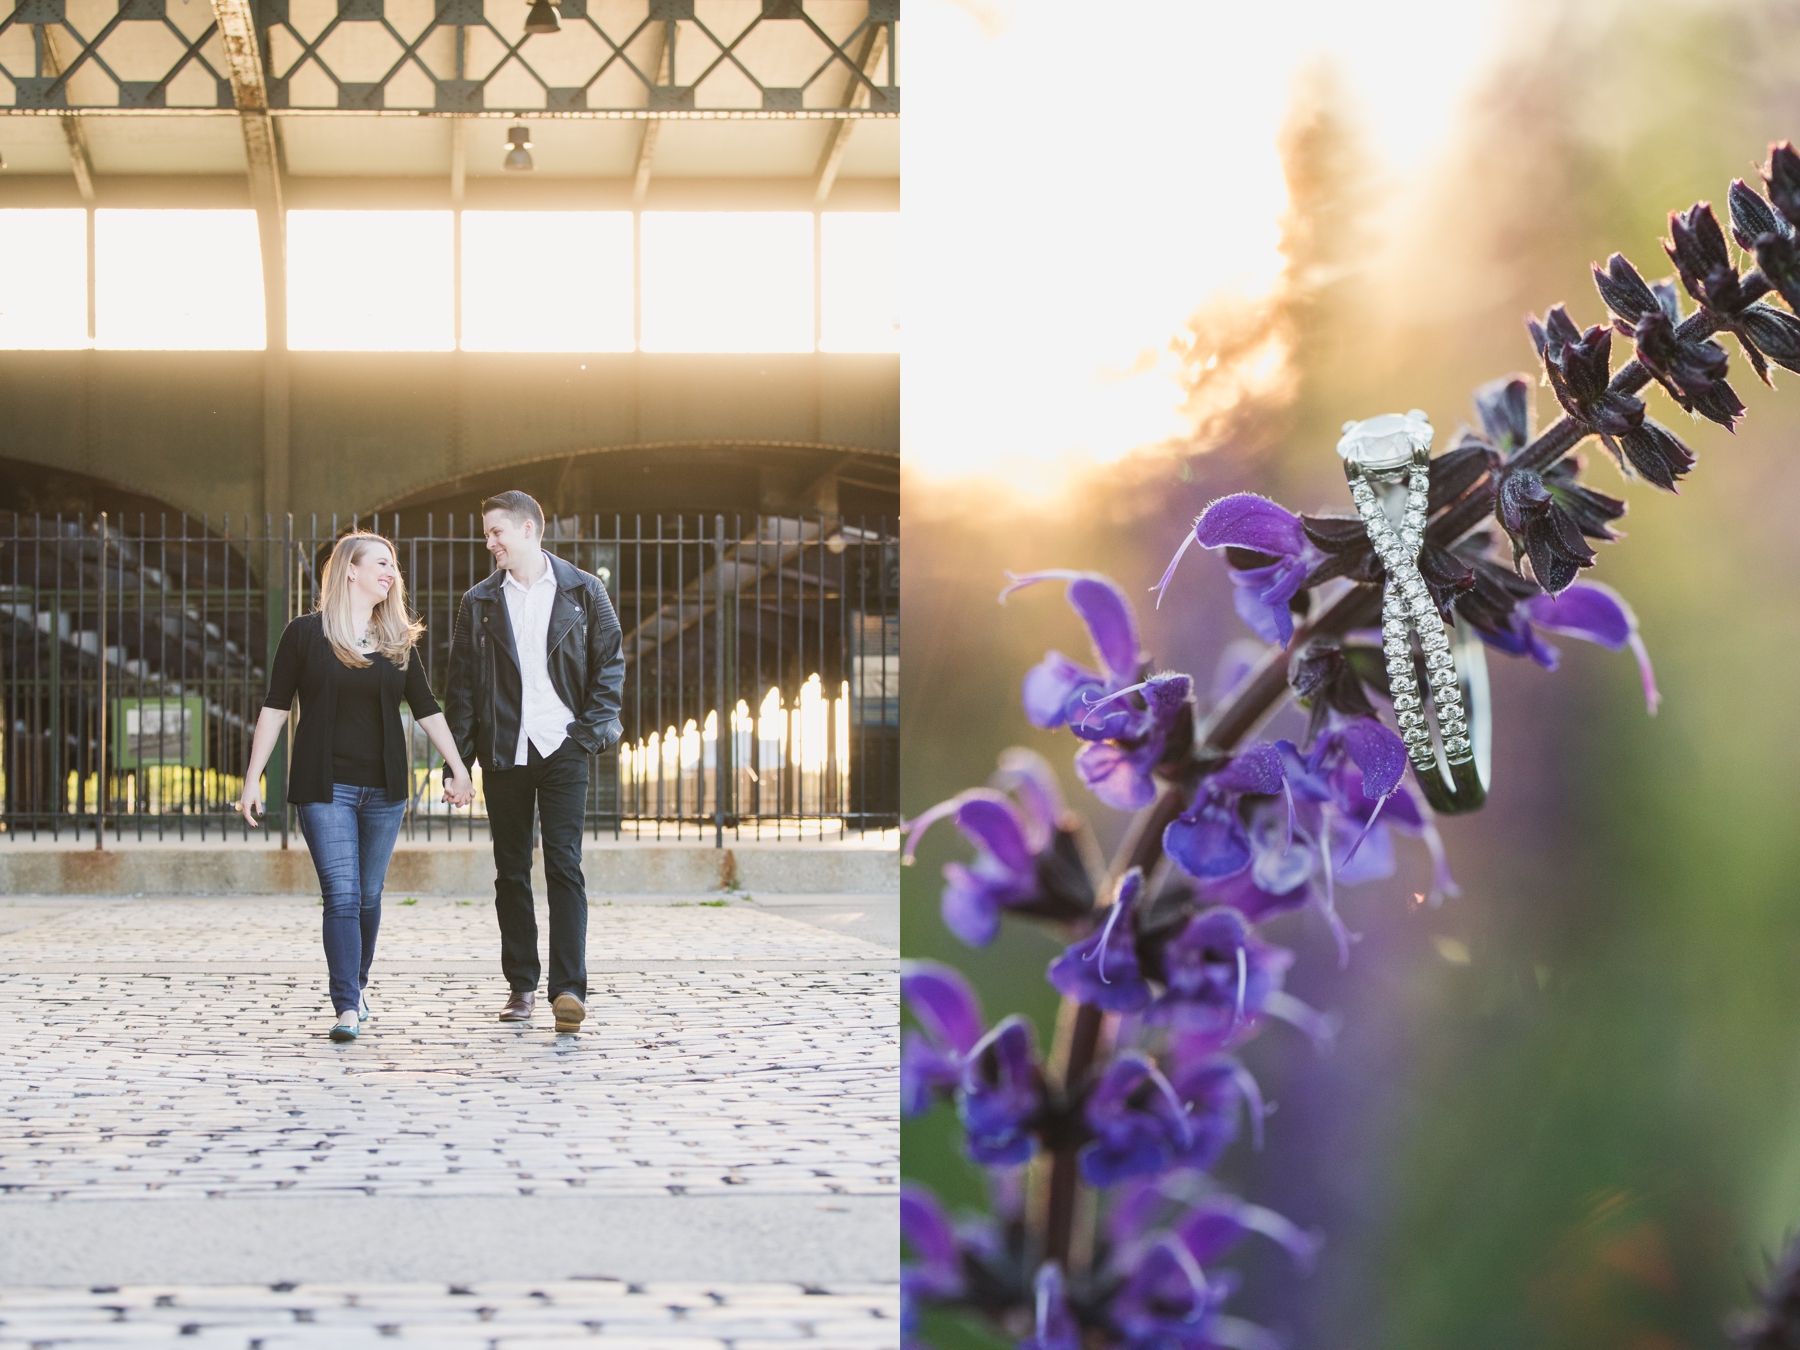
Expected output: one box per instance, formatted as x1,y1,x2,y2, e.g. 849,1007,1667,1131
903,0,1501,495
96,210,265,351
461,211,634,353
0,211,87,350
640,211,815,354
821,213,901,354
287,210,455,352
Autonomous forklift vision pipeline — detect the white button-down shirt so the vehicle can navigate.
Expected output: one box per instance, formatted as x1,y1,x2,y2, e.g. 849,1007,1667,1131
502,560,576,764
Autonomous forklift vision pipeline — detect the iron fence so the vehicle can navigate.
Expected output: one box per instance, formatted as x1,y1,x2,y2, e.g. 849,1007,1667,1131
0,511,898,845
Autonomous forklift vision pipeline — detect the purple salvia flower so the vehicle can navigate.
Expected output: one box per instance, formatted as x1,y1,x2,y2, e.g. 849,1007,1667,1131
1079,1052,1256,1187
1002,570,1144,732
1144,906,1293,1046
1109,1237,1234,1350
1666,201,1800,383
1162,743,1285,882
903,789,1040,946
901,961,984,1117
958,1016,1043,1167
1156,494,1323,646
1072,671,1196,811
1047,868,1152,1012
1176,1195,1323,1273
1473,579,1659,714
901,1182,965,1341
1521,580,1660,714
1018,1263,1081,1350
1004,572,1193,809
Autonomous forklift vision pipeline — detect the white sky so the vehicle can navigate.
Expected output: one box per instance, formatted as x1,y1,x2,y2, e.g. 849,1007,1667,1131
901,0,1503,492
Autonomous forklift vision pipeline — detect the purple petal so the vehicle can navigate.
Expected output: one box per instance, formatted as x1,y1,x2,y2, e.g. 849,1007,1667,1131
1067,575,1143,684
1195,493,1307,556
1526,580,1660,713
1330,820,1395,885
940,863,1003,946
1019,1263,1081,1350
1074,739,1159,811
956,796,1034,875
1210,742,1286,796
1203,867,1313,923
1335,717,1407,800
1046,869,1152,1012
1525,581,1633,648
1022,651,1103,729
900,1183,964,1294
1228,563,1298,646
901,960,985,1056
1164,799,1251,881
901,1030,963,1116
1176,1197,1321,1272
992,747,1066,851
1141,672,1194,725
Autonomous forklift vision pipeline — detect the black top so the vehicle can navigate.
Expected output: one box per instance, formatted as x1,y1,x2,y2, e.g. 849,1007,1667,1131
264,612,442,804
330,657,386,789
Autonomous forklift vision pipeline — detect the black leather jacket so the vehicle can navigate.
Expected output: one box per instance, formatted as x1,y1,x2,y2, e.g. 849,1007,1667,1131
444,552,625,772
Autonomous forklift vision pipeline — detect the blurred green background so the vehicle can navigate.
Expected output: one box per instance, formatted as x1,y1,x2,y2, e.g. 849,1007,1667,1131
902,2,1800,1346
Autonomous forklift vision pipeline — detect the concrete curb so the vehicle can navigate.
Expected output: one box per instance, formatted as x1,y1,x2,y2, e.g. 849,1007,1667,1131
0,844,899,897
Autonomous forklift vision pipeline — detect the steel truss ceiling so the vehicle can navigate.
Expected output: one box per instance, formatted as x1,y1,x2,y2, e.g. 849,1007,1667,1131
0,0,897,118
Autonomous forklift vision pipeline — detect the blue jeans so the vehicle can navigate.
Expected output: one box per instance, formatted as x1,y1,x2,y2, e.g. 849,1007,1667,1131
298,784,407,1015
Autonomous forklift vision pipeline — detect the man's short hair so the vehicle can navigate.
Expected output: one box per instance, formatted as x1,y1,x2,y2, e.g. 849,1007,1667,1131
481,490,544,536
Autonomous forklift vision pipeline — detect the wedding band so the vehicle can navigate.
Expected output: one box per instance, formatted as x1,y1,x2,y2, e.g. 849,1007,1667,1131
1340,411,1490,815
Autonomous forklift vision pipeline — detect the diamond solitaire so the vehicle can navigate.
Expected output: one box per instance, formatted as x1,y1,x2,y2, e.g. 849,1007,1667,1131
1337,409,1434,473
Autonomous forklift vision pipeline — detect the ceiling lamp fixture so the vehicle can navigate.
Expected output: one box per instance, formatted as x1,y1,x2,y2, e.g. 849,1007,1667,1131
503,125,534,172
523,0,560,34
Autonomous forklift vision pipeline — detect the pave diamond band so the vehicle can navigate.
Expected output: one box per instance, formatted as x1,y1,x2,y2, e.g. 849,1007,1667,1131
1342,414,1489,815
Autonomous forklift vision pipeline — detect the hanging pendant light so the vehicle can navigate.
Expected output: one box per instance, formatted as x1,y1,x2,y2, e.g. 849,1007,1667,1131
523,0,560,34
503,125,534,172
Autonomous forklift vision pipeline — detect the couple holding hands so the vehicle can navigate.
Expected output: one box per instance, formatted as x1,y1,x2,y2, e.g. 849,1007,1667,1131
238,491,624,1043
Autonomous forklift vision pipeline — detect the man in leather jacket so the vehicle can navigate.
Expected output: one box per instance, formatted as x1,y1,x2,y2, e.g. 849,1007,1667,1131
445,490,624,1034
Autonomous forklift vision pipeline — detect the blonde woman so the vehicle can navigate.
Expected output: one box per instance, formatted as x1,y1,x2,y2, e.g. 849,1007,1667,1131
239,532,474,1043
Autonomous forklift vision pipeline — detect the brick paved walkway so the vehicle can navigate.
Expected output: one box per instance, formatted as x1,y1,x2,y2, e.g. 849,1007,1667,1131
0,1280,898,1347
0,894,898,1341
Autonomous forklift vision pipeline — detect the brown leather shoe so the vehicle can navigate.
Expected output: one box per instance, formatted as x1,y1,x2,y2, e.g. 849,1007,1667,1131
552,993,586,1033
499,990,535,1021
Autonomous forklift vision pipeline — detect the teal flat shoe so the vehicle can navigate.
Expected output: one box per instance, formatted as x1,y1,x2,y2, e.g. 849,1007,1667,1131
329,1015,361,1043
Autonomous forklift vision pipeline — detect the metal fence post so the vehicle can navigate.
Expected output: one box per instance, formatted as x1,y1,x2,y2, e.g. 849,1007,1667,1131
95,513,106,851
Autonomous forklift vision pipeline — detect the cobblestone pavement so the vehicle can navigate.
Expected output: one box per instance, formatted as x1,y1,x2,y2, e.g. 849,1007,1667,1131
0,1280,899,1347
0,899,896,1204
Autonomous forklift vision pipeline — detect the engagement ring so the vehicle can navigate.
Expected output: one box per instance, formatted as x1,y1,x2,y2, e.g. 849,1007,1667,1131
1339,410,1490,815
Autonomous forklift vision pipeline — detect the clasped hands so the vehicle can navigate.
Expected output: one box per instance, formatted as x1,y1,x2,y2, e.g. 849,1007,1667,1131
443,771,475,808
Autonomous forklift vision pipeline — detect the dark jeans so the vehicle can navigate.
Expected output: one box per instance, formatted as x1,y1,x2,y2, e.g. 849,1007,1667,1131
297,783,407,1015
484,739,589,1000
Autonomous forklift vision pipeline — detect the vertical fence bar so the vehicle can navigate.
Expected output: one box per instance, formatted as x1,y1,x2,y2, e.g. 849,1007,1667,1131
95,513,106,850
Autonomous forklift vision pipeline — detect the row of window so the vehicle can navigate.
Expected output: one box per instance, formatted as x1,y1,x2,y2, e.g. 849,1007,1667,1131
0,210,898,354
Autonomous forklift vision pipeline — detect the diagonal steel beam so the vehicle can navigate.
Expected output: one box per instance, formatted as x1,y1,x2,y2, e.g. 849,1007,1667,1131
633,23,673,207
210,0,290,521
814,23,886,205
37,27,94,203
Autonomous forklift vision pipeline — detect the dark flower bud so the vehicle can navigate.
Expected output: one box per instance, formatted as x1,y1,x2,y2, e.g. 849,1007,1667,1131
1288,636,1377,745
1735,303,1800,378
1418,541,1476,620
1427,434,1498,514
1544,456,1626,542
1451,541,1543,641
1297,513,1383,588
1496,467,1595,594
1730,177,1790,249
1666,202,1752,314
1528,306,1644,438
1613,419,1697,492
1474,373,1534,452
1594,254,1743,428
1766,141,1800,230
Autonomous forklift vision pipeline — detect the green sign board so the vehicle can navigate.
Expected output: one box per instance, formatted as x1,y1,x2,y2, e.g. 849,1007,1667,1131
114,697,206,769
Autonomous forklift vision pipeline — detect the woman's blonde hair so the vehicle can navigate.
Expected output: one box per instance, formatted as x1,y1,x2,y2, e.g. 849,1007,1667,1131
316,531,424,669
